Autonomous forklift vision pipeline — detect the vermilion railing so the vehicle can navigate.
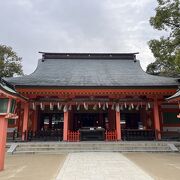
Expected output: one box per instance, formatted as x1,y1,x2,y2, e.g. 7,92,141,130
67,130,80,142
105,130,117,141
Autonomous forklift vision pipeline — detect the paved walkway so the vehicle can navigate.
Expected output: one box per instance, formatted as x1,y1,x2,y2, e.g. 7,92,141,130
56,152,153,180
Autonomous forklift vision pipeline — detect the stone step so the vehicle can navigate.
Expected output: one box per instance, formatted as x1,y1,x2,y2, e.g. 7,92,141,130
12,141,174,154
17,142,169,147
16,145,170,149
14,149,172,154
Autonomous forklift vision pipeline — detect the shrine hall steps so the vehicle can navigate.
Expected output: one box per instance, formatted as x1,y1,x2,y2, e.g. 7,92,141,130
9,142,179,154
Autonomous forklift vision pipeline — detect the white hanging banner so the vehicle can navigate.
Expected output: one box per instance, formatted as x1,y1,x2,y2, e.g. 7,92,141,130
102,103,106,110
120,104,123,111
115,103,120,112
136,104,139,111
68,104,72,111
131,103,134,109
84,102,88,110
106,102,109,109
63,104,68,112
124,102,127,108
77,104,80,111
111,103,115,110
57,102,62,110
40,102,44,110
50,102,53,110
32,102,36,110
93,104,97,110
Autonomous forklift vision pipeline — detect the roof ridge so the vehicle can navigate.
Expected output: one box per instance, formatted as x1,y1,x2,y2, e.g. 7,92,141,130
39,52,139,60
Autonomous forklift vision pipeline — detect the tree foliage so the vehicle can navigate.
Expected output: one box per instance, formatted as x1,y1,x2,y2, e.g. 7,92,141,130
147,0,180,77
0,44,23,78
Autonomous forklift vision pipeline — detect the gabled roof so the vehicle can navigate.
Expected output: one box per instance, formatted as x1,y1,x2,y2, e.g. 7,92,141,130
0,78,27,100
5,53,179,88
167,89,180,101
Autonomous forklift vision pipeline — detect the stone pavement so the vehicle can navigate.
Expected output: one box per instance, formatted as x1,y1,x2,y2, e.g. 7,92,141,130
56,152,153,180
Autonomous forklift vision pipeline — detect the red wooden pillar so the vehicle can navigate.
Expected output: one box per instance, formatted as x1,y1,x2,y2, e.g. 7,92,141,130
0,116,8,171
116,111,121,140
63,111,69,141
153,97,161,140
22,102,29,141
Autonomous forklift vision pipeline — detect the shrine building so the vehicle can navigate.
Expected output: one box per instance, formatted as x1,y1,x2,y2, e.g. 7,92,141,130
3,52,180,142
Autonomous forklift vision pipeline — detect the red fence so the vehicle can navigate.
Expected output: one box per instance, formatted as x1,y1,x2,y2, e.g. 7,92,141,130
105,130,117,141
67,131,80,142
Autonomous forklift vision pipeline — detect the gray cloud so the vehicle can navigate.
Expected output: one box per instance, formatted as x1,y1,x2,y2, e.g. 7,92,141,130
0,0,161,74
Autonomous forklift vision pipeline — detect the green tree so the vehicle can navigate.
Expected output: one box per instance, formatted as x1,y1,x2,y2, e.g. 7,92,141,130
147,0,180,77
0,44,23,78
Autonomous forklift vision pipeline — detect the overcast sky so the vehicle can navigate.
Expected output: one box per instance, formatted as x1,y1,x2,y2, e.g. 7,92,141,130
0,0,162,74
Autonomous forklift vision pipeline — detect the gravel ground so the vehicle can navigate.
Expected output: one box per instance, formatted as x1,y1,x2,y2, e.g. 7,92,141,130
1,152,180,180
124,152,180,180
0,154,66,180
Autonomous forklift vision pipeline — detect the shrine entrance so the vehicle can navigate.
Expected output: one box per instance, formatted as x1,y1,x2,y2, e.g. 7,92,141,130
40,113,64,131
121,113,142,130
72,112,107,141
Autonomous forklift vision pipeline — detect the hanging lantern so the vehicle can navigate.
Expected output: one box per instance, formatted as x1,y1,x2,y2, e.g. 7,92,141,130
63,104,68,112
50,102,53,110
106,102,109,109
115,103,120,112
57,102,62,110
111,103,115,110
32,102,36,110
102,103,106,110
124,102,127,108
93,104,97,110
98,102,101,108
40,102,44,110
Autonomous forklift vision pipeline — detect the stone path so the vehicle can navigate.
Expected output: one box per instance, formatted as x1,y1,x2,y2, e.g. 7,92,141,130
56,152,153,180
